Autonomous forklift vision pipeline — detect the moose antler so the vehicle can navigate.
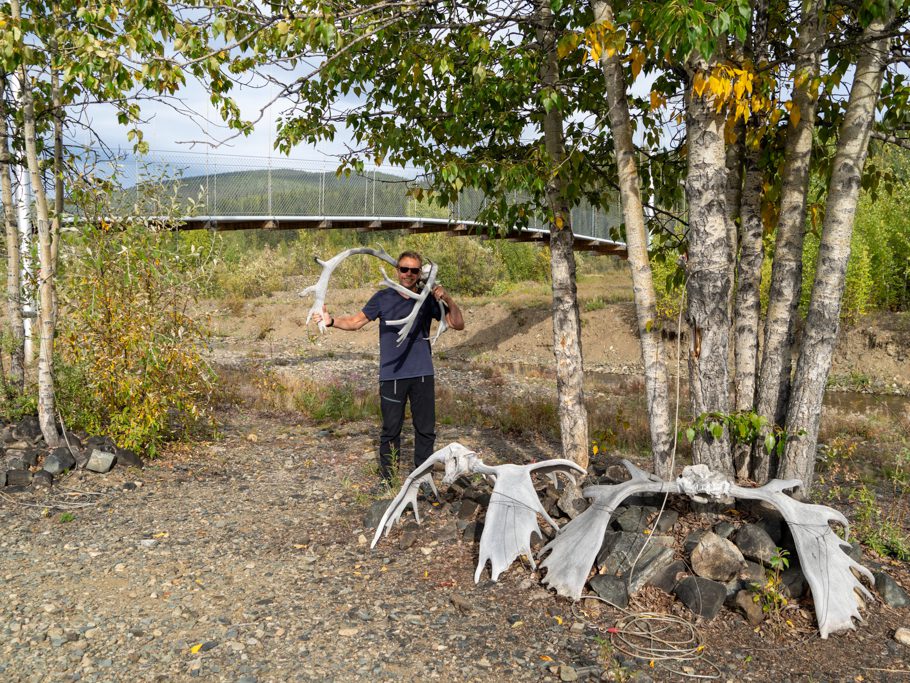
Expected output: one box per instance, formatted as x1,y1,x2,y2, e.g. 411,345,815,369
540,462,874,638
300,246,398,332
371,443,584,583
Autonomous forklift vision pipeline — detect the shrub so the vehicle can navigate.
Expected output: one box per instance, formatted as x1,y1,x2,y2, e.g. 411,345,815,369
57,176,216,455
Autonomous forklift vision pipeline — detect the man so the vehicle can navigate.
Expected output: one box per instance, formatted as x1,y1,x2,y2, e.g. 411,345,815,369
314,251,464,486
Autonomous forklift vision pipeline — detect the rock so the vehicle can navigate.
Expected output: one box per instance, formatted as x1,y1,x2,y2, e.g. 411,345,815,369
734,524,778,565
559,664,578,681
462,521,484,542
6,469,32,486
362,500,388,530
739,561,766,585
673,577,727,619
0,470,5,486
875,572,910,608
844,541,864,562
557,482,588,519
733,589,765,626
43,448,76,475
895,627,910,646
683,529,709,555
115,447,144,468
600,458,631,484
32,470,53,489
756,515,784,545
596,531,676,593
5,456,26,470
86,449,116,474
14,415,41,441
647,560,687,594
6,447,39,468
690,532,745,582
613,506,656,533
433,522,459,543
457,499,479,522
589,575,629,608
713,521,735,539
781,567,807,599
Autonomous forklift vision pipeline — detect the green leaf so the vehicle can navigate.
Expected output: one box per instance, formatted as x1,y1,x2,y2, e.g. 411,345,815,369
764,433,776,454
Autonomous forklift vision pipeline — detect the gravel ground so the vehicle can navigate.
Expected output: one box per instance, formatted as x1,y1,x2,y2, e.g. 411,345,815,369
1,355,909,683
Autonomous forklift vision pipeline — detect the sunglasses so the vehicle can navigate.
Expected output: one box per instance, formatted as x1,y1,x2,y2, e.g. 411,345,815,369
398,266,421,274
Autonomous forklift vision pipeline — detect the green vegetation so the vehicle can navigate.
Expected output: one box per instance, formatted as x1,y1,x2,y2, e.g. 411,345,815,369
749,548,790,618
54,177,217,456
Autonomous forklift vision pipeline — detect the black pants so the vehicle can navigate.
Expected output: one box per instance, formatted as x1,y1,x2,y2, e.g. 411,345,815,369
378,375,436,482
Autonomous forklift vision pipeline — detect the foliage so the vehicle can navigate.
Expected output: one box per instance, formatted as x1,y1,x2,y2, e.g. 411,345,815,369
749,548,790,617
293,381,378,423
208,227,553,300
849,484,910,561
683,411,791,457
56,176,217,455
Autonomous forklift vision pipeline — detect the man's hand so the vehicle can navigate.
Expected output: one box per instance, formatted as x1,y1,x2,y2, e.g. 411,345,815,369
312,305,332,327
432,285,452,304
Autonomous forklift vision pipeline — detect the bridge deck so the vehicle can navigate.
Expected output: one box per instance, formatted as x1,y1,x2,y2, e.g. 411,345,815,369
172,215,628,258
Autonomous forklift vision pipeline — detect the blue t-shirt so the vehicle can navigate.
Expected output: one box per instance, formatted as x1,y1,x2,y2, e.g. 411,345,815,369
362,288,442,381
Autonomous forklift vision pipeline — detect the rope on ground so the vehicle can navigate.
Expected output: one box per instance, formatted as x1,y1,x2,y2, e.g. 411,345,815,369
573,595,721,680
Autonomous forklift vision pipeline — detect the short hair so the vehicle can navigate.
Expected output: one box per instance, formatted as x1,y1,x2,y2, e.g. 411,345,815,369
397,250,423,265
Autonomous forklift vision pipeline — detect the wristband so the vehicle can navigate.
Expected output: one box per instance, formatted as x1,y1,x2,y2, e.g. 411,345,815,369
327,316,334,327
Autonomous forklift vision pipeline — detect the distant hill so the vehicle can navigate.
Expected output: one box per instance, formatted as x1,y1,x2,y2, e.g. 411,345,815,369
169,168,429,217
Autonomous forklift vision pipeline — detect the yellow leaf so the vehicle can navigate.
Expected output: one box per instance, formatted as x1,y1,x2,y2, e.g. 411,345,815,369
511,620,524,628
649,91,662,111
190,643,203,654
553,615,563,625
554,215,565,230
692,73,708,98
790,102,801,127
630,47,644,80
540,655,554,662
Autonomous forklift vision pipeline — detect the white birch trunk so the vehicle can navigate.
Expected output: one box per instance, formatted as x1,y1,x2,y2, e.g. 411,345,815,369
11,0,61,447
780,17,891,492
685,72,733,476
592,0,674,478
537,0,588,469
0,75,24,387
752,0,824,482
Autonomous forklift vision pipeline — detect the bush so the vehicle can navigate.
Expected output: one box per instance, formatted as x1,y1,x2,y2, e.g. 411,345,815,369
57,177,216,455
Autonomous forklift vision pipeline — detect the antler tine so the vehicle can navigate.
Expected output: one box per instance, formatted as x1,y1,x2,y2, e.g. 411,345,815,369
300,247,399,332
386,262,439,345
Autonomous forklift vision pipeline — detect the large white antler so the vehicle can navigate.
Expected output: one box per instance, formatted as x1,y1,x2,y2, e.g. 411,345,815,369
540,462,874,638
371,443,584,583
300,246,398,332
730,479,874,639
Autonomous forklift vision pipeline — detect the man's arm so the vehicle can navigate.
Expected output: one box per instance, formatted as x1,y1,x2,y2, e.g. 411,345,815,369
433,285,465,330
313,306,371,331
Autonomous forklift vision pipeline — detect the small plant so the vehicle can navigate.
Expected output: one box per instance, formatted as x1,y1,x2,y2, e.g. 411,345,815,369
682,410,795,457
750,547,790,618
583,296,607,312
58,512,75,523
849,484,910,560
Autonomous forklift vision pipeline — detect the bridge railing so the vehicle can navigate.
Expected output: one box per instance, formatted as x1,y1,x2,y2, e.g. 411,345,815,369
88,149,622,241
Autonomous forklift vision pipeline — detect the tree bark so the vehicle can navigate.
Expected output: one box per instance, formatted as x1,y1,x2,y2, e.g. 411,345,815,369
733,147,764,479
732,0,769,480
537,0,588,469
592,0,674,478
780,16,891,493
752,0,824,482
685,70,733,476
0,74,24,388
12,0,62,447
